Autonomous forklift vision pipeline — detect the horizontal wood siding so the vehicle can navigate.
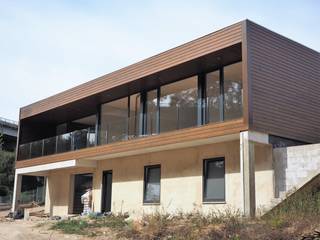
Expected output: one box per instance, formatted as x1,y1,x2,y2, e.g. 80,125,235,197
20,22,243,119
247,21,320,143
16,119,247,168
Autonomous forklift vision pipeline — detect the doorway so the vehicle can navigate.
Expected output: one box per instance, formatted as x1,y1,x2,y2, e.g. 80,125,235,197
101,170,112,213
73,173,93,214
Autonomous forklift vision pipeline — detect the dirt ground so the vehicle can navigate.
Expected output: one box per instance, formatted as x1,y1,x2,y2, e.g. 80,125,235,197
0,210,83,240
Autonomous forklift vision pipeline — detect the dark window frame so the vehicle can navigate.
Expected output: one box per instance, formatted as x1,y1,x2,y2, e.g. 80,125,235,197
203,157,226,203
143,164,161,204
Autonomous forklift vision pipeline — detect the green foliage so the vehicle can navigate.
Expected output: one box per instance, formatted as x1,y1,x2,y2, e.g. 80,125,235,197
50,214,128,236
51,219,89,235
265,181,320,223
0,150,15,196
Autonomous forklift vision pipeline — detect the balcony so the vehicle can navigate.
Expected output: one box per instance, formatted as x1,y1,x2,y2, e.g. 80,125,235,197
18,110,198,160
18,128,96,160
18,61,243,161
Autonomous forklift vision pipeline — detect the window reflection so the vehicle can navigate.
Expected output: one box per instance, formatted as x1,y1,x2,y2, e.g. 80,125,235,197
206,70,221,123
146,89,158,135
129,93,141,138
224,62,243,120
160,76,198,133
100,97,128,144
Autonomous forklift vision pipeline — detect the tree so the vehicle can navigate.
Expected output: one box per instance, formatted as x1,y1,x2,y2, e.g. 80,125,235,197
0,133,15,196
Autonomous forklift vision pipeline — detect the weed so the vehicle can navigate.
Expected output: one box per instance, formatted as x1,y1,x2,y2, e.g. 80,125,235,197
50,219,89,235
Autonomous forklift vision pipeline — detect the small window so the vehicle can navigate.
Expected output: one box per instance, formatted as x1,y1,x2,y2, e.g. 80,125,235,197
203,157,225,202
143,165,161,204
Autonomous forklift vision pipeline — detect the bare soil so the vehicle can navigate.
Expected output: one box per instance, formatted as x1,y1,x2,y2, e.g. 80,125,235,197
0,210,80,240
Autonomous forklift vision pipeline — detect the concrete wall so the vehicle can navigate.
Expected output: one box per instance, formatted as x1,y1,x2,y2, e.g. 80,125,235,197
44,140,274,217
44,167,94,216
274,143,320,198
254,143,275,212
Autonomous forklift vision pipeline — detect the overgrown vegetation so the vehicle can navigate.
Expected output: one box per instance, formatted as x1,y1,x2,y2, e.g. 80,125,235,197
48,179,320,239
263,175,320,233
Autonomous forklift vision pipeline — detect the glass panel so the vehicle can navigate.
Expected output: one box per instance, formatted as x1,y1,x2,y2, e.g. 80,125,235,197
43,136,56,156
204,158,225,201
144,166,160,203
18,143,30,160
224,62,243,120
160,76,198,133
57,132,72,153
87,129,96,147
128,93,141,139
100,97,128,144
30,140,43,158
73,129,89,150
146,89,158,135
206,70,221,123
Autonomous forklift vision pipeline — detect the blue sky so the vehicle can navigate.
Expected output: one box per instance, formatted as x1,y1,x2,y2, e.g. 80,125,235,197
0,0,319,121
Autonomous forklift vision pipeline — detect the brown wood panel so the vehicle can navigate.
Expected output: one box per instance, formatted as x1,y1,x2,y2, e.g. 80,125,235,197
15,119,247,168
20,22,243,120
246,20,320,143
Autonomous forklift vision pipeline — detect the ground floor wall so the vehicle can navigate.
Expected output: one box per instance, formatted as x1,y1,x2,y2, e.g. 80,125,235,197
44,140,274,217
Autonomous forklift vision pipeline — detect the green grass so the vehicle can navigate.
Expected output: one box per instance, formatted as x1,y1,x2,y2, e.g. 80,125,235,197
50,214,128,236
50,219,90,235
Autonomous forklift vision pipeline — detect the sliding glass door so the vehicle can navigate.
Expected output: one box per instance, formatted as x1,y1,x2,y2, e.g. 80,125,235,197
98,61,243,145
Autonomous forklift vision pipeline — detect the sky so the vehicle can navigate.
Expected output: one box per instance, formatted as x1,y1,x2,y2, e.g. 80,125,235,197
0,0,319,121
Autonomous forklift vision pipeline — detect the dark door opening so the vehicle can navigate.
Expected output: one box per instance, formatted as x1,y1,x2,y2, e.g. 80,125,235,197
101,170,112,213
73,173,93,214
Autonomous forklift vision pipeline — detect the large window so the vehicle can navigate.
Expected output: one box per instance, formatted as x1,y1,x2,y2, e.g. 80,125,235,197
206,62,242,123
224,62,242,120
160,76,198,133
146,89,158,135
128,93,141,138
206,70,221,123
143,165,161,204
203,157,225,202
100,95,143,144
100,97,129,144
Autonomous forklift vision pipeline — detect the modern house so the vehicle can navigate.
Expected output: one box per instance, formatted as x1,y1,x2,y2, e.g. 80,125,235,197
12,20,320,218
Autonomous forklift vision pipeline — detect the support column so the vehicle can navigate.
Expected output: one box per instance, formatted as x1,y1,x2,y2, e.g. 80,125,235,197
240,131,269,217
44,176,51,215
11,172,22,212
240,131,255,217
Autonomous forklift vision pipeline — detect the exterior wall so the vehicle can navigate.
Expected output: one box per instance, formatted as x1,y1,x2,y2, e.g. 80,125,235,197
44,167,94,216
246,20,320,143
43,140,274,217
273,143,320,198
254,143,275,212
91,140,274,217
92,141,242,217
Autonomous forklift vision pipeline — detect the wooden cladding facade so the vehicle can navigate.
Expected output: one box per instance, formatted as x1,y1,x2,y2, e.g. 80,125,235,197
20,22,243,120
246,21,320,143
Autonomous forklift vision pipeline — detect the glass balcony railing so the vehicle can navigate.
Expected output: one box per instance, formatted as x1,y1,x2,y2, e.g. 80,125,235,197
18,127,96,160
18,107,205,161
99,109,198,145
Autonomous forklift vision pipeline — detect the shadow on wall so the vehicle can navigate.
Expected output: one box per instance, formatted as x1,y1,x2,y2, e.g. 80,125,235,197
97,140,274,183
273,148,288,198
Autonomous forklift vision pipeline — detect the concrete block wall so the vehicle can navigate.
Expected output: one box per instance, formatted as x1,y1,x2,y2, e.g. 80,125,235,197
273,143,320,198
